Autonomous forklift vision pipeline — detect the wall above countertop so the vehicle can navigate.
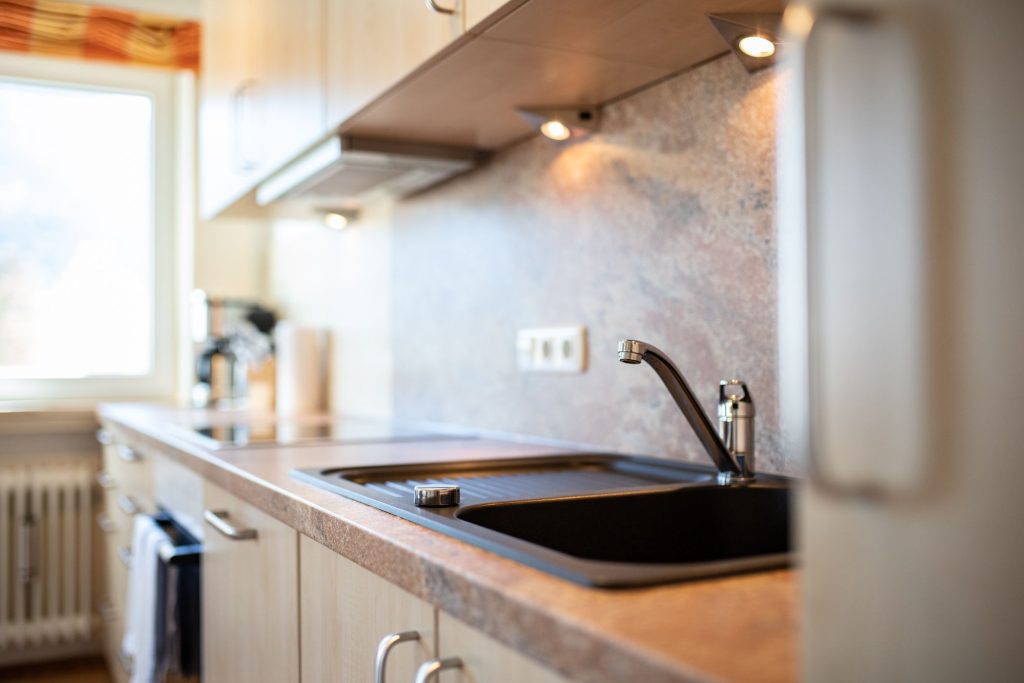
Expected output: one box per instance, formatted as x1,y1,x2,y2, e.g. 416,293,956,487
390,55,790,474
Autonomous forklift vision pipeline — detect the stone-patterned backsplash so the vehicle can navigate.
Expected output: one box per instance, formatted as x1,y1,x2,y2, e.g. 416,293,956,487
392,56,791,474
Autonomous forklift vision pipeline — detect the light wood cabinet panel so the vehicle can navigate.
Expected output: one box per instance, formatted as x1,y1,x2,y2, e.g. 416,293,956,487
202,482,299,683
198,0,261,219
300,534,436,683
436,611,568,683
465,0,520,31
325,0,465,126
251,0,325,175
199,0,324,219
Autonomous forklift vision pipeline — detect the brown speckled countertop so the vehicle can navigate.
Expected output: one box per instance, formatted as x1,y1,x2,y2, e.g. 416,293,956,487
97,403,797,683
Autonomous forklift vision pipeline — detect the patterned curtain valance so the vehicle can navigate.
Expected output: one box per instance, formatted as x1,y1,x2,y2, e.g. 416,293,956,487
0,0,199,71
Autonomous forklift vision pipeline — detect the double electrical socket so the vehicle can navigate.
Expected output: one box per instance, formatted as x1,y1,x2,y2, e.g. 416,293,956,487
516,326,587,373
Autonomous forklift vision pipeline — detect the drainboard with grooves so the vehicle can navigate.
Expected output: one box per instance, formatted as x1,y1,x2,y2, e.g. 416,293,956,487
362,469,676,503
305,455,714,505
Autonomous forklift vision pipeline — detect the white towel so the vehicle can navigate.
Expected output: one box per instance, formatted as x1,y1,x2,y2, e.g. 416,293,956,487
122,515,171,683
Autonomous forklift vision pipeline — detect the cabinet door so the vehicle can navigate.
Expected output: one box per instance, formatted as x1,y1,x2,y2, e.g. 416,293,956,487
202,482,299,683
465,0,512,31
300,535,436,682
198,0,261,219
252,0,325,175
325,0,464,126
436,611,567,683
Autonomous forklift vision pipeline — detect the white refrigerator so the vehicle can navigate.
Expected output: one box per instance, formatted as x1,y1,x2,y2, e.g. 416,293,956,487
778,0,1024,679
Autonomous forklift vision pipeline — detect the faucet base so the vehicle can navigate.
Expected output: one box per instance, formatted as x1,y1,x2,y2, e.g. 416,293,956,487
717,471,756,486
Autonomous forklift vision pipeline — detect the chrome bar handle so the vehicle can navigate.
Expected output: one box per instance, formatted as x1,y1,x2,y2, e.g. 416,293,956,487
414,657,463,683
96,428,112,445
119,648,133,674
424,0,455,15
802,6,931,502
117,495,140,517
99,597,118,624
375,631,420,683
96,471,117,489
97,513,118,535
203,509,258,541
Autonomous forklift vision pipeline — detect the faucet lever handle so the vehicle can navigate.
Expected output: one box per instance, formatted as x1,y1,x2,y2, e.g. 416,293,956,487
718,379,756,481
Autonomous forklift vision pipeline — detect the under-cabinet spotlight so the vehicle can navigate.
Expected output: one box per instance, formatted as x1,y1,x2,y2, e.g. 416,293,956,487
324,212,348,230
319,208,360,231
737,34,776,59
518,107,600,143
708,13,783,73
539,119,572,142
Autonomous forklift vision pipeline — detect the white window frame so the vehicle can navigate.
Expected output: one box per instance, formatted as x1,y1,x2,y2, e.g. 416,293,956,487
0,52,191,404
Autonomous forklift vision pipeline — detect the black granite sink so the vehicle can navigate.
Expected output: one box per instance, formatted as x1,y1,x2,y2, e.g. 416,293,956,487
292,454,792,587
457,484,790,566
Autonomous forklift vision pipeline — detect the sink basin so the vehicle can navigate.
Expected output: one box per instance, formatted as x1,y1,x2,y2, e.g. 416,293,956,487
457,485,789,565
293,454,792,587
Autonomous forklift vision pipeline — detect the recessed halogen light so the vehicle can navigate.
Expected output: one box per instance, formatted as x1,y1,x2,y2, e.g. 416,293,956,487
539,120,572,141
323,212,349,230
737,34,776,59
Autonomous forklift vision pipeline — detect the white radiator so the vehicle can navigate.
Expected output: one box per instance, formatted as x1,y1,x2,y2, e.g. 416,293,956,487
0,463,94,649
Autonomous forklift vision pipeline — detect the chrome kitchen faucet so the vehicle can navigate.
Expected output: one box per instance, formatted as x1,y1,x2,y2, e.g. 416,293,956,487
617,339,755,484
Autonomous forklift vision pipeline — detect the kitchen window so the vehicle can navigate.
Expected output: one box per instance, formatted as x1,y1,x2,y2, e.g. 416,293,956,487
0,53,187,403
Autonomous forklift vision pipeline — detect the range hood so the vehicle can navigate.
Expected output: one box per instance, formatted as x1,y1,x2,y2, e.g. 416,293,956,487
255,136,478,207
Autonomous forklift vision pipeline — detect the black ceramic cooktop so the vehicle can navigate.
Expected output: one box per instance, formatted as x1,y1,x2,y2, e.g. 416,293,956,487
187,417,467,448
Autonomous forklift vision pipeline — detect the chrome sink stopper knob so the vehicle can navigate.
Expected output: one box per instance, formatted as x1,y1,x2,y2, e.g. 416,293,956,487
413,485,461,507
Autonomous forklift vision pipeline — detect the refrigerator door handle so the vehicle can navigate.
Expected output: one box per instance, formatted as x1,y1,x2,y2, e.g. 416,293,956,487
802,5,940,502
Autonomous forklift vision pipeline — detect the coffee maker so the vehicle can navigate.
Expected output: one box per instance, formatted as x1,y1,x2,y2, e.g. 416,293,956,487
190,290,276,409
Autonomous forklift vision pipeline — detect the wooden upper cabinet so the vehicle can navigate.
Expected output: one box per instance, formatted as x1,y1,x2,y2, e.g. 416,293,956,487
251,0,325,175
300,535,437,682
199,0,324,219
465,0,518,31
202,482,300,683
198,0,260,219
325,0,466,127
345,0,784,150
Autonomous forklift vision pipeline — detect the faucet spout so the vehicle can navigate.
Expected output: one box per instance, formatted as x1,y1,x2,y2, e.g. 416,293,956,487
617,339,744,479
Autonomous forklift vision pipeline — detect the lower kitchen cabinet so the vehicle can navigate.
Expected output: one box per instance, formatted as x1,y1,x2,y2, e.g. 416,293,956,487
96,430,155,683
96,428,568,683
300,534,437,682
435,611,568,683
202,481,300,683
299,534,568,683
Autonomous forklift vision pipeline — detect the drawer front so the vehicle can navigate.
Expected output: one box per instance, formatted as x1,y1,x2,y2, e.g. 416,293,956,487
99,599,130,683
100,437,154,510
152,454,205,540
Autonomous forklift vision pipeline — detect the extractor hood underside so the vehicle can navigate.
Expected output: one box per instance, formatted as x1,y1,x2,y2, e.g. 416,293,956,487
255,136,480,207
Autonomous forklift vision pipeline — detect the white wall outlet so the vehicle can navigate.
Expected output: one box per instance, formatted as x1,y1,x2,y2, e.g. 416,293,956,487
516,326,588,373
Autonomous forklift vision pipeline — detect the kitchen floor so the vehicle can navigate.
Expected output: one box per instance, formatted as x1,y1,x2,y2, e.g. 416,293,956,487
0,657,112,683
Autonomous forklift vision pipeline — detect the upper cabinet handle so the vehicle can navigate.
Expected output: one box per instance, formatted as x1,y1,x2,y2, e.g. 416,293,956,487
414,657,463,683
375,631,420,683
424,0,456,15
203,509,258,541
232,79,260,172
95,429,112,445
